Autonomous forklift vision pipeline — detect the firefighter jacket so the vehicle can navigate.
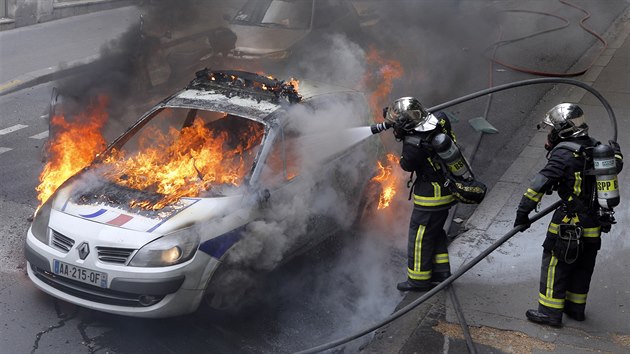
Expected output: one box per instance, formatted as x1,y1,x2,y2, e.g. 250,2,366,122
400,112,457,211
516,136,624,249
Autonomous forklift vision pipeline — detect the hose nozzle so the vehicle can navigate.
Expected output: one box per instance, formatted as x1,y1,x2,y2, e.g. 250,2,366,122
370,122,393,134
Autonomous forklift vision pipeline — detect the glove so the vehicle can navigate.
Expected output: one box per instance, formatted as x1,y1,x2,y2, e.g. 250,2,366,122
609,140,621,154
599,212,616,233
514,211,531,231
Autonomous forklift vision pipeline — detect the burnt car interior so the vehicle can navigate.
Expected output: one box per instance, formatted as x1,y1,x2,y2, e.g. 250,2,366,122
189,69,302,104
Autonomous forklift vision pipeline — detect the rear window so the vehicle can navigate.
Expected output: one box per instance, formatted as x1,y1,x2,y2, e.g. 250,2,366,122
233,0,313,30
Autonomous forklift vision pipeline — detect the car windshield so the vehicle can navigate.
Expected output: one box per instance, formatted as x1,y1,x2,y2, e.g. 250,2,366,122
92,107,265,209
232,0,312,30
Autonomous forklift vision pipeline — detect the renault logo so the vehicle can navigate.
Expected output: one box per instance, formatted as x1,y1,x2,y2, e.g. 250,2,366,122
77,242,90,260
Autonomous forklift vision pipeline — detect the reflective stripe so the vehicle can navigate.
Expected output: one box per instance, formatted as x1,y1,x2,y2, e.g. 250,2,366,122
573,172,582,196
434,253,449,264
432,182,441,197
409,224,431,280
548,223,600,238
524,188,543,202
582,227,601,237
539,293,565,309
546,255,558,298
566,291,587,304
408,269,431,281
413,194,455,207
413,225,425,275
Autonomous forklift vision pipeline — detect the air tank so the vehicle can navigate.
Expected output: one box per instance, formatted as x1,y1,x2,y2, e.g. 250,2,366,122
592,143,619,209
431,133,472,180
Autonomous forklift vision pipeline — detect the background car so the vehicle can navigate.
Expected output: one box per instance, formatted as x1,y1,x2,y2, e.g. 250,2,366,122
225,0,373,71
25,69,383,318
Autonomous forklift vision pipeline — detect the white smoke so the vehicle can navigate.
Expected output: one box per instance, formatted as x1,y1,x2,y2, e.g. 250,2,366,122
287,33,367,88
225,192,310,271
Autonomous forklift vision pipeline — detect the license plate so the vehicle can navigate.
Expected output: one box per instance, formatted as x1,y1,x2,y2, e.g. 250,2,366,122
53,260,108,288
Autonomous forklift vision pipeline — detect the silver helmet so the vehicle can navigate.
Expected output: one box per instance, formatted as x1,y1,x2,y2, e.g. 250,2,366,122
541,103,588,138
384,97,436,134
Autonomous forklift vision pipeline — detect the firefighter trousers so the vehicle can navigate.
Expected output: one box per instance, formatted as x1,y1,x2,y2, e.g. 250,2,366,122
406,207,450,283
537,245,599,318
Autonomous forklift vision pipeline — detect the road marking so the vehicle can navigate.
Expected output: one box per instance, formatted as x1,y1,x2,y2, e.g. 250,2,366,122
0,79,22,92
0,147,13,155
30,131,49,140
0,124,28,135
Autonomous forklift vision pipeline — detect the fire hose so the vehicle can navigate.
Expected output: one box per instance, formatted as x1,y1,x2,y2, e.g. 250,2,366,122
296,202,560,354
296,77,618,354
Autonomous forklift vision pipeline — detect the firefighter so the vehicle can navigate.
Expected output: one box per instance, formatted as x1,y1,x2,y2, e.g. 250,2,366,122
383,97,458,291
513,103,623,327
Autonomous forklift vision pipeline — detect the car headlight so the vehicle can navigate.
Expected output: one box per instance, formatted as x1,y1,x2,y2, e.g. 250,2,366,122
263,50,290,60
31,200,53,244
129,227,200,267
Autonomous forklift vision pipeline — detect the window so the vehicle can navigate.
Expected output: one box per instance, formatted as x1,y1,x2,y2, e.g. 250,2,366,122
260,125,303,187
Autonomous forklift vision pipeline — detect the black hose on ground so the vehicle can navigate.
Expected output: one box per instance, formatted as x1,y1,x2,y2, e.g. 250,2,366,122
296,76,619,354
295,201,562,354
447,285,477,354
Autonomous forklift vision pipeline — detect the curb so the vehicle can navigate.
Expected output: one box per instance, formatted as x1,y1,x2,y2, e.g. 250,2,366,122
0,55,99,97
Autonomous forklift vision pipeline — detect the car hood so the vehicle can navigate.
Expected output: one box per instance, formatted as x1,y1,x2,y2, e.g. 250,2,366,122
52,181,245,236
229,24,308,55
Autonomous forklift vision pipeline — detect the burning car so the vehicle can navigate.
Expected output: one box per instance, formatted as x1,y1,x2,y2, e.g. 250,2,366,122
25,69,382,318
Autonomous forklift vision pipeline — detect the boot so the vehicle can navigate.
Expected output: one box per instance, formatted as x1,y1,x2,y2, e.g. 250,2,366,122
564,308,586,321
525,309,562,327
430,271,451,283
396,280,435,292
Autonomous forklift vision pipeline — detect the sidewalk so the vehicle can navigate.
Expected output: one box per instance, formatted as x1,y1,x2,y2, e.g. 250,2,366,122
366,6,630,354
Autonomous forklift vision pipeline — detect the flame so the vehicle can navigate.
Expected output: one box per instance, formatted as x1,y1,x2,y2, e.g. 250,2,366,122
288,78,299,91
361,50,404,209
371,153,400,209
363,46,404,123
100,115,263,210
37,96,264,211
36,96,109,206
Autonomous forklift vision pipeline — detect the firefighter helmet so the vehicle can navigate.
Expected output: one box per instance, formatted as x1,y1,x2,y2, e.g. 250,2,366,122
540,103,588,138
384,97,437,135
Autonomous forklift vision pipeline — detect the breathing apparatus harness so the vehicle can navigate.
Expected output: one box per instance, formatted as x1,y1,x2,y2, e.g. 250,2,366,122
546,138,620,263
550,139,619,229
402,118,487,205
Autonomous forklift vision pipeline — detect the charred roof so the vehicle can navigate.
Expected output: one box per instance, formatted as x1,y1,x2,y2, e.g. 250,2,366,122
187,69,302,104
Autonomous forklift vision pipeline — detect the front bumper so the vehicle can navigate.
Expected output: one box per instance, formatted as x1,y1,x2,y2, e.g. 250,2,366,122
25,228,218,318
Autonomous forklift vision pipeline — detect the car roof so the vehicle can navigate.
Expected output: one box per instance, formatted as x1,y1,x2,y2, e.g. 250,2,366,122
166,69,359,121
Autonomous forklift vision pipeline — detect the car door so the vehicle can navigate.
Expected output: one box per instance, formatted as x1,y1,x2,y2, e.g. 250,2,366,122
256,115,341,256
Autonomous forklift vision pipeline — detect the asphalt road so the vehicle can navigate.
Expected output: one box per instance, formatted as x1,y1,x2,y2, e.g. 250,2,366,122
1,1,629,353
